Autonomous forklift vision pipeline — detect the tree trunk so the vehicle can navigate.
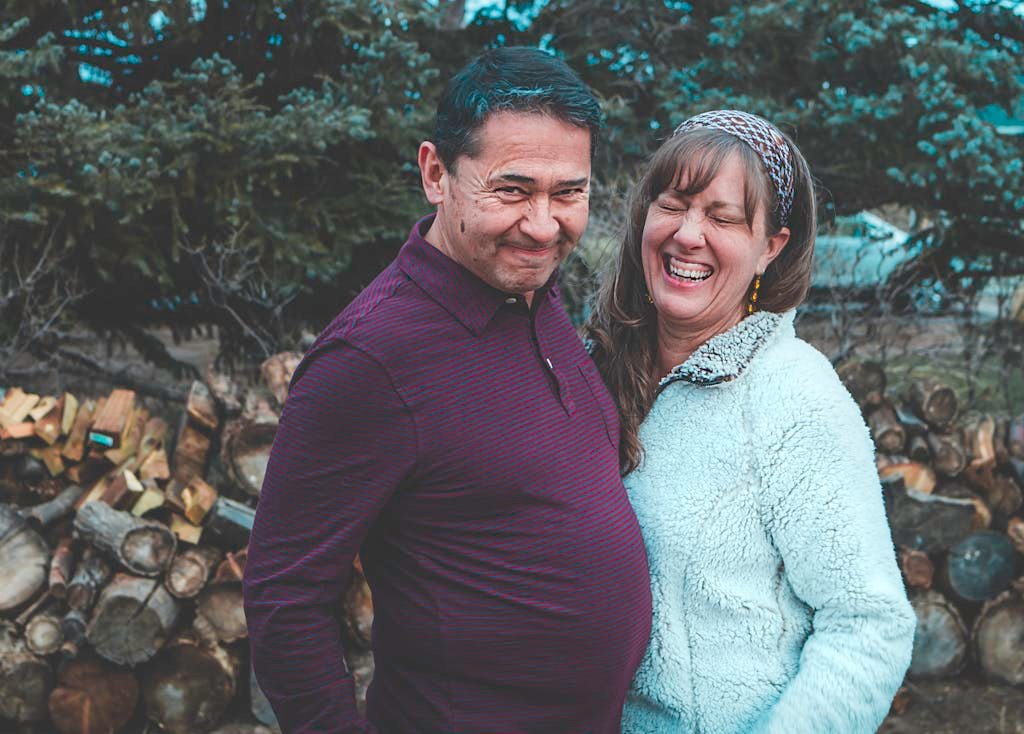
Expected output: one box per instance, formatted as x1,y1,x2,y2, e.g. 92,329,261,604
47,537,75,599
212,547,247,585
899,548,934,590
23,485,84,529
194,583,247,644
927,431,967,477
867,403,906,453
66,548,111,613
0,622,52,722
86,574,179,665
222,419,277,498
882,475,976,553
908,379,959,430
944,530,1018,604
1008,516,1024,554
962,413,997,469
934,480,992,532
974,589,1024,686
908,589,968,679
141,634,238,734
171,418,212,485
0,504,50,612
59,610,88,661
836,360,886,408
907,435,931,464
963,464,1023,519
48,657,139,734
879,461,937,495
165,546,223,599
24,614,63,656
186,380,220,434
73,501,176,577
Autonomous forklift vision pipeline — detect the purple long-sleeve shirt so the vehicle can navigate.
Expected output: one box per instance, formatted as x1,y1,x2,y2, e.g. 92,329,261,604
244,216,652,734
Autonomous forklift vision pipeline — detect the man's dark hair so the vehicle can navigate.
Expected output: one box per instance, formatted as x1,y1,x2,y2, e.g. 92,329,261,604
432,46,602,171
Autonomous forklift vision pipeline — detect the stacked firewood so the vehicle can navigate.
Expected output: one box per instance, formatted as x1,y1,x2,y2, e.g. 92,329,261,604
0,352,373,734
839,360,1024,689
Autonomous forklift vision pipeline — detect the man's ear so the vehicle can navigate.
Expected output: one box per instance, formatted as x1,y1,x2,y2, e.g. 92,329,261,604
418,142,448,205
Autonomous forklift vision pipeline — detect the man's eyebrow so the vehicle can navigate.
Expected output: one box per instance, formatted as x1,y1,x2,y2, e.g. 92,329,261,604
493,173,589,188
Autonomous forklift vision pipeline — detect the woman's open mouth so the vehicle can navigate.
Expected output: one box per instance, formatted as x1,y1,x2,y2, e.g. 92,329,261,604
665,255,713,283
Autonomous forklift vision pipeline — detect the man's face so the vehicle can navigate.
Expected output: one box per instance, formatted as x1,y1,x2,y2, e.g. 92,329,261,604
420,112,592,302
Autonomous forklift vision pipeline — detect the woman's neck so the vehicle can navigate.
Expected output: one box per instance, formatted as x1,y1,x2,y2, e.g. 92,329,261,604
653,310,746,381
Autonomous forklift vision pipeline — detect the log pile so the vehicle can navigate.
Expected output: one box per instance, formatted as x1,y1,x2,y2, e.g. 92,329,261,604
0,351,373,733
839,360,1024,689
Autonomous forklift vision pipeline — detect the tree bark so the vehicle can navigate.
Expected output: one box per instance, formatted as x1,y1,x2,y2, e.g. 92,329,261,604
0,621,53,722
879,461,937,494
899,548,934,590
86,573,179,665
47,537,75,599
48,656,139,734
24,613,63,656
222,419,277,498
141,634,239,734
962,412,997,469
974,589,1024,686
66,548,111,613
23,485,83,529
165,546,223,599
934,480,991,532
963,464,1023,519
836,359,886,408
908,589,968,679
883,475,976,553
194,583,247,644
908,379,959,430
867,403,906,453
73,501,176,577
927,431,967,477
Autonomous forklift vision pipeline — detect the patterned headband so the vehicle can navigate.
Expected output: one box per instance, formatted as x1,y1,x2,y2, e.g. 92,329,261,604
673,110,795,226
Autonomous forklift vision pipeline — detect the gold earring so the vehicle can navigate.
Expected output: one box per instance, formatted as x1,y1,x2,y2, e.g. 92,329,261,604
647,292,654,304
747,274,761,315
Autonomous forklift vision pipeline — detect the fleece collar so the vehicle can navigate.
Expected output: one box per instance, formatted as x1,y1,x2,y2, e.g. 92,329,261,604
659,310,792,388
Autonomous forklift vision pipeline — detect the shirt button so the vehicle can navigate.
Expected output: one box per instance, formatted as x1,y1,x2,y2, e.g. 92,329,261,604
505,296,518,305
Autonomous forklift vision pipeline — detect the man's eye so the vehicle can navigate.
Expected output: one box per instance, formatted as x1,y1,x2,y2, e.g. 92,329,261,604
497,186,526,195
556,188,586,197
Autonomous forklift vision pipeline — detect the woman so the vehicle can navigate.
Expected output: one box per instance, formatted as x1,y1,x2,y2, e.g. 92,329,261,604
586,110,915,733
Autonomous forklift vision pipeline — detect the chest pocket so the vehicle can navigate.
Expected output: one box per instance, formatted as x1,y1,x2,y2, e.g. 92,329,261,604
576,358,620,450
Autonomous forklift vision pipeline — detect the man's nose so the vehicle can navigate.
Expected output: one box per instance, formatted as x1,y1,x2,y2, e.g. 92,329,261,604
519,198,560,245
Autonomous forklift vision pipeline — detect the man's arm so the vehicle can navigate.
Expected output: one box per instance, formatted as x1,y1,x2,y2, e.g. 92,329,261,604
243,339,417,734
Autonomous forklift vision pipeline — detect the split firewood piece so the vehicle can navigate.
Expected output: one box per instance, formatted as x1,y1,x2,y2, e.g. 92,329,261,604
908,589,968,679
341,565,374,651
169,513,203,545
87,573,180,665
104,405,148,466
974,588,1024,686
24,613,63,656
962,413,998,469
879,461,937,494
88,389,135,450
223,419,277,497
97,471,132,509
908,378,958,431
27,396,57,422
138,447,170,482
906,435,931,464
171,416,212,484
34,444,66,477
195,583,247,644
944,530,1018,604
882,475,975,553
926,431,967,477
142,633,239,734
60,393,79,437
867,403,906,454
64,451,111,487
131,483,165,518
261,352,302,408
212,547,247,585
136,416,168,464
165,546,223,599
899,548,934,590
182,477,219,525
0,504,50,612
48,537,75,599
836,360,886,408
74,501,176,577
186,380,220,434
33,397,63,446
205,496,255,549
0,621,53,722
206,367,244,417
48,657,139,734
61,399,96,464
2,422,36,439
963,464,1023,518
23,485,84,529
0,388,41,429
934,480,991,532
66,547,112,613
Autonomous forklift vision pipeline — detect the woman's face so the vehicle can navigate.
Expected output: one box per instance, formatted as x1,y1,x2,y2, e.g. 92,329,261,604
641,152,789,338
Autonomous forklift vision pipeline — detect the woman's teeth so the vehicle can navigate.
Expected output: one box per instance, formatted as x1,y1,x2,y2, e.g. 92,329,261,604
668,259,712,282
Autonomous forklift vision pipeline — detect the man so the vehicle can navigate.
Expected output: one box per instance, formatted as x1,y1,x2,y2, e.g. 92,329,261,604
244,47,652,734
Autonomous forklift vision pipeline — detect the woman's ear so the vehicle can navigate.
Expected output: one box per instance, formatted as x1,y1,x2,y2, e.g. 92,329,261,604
759,227,790,272
418,142,448,205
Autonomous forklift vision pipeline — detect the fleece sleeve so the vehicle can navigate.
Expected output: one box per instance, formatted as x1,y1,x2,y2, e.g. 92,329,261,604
750,370,916,734
242,339,417,734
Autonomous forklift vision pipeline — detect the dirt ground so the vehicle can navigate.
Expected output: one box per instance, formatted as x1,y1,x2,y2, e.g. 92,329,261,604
882,675,1024,733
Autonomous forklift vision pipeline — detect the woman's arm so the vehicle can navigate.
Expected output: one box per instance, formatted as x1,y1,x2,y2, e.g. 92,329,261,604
750,363,916,734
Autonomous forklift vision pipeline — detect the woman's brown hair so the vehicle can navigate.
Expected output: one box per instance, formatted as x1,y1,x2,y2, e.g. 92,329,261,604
584,124,818,475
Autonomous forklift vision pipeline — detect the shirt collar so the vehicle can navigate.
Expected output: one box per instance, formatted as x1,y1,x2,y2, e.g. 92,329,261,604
658,310,794,387
396,214,559,336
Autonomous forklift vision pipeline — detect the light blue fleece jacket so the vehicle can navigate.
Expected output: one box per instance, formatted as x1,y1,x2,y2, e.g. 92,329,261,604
621,310,915,734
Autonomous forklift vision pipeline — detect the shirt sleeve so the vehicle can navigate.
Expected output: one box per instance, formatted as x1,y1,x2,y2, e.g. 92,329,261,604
243,339,417,734
750,373,916,734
